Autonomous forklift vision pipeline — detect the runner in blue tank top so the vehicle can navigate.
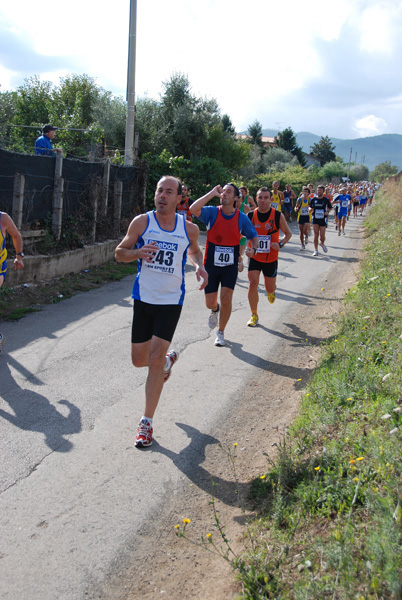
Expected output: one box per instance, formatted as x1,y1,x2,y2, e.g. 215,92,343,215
115,176,208,448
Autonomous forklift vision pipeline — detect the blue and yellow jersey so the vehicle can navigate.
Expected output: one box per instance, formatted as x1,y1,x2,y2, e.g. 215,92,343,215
0,212,8,276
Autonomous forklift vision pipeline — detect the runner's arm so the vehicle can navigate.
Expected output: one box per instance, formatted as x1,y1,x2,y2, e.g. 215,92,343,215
271,214,292,250
115,214,158,264
189,185,222,217
185,221,208,290
2,213,24,270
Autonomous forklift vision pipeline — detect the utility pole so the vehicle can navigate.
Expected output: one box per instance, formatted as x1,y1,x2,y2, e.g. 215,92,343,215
347,147,352,181
124,0,137,166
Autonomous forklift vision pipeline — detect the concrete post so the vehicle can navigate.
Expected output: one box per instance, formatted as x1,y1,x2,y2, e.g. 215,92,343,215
90,177,100,243
12,172,25,229
101,159,110,217
52,153,64,240
114,180,123,235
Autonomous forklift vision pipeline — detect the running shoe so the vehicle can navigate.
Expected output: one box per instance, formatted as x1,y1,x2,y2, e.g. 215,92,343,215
214,330,225,347
135,418,153,448
338,230,341,236
300,244,305,251
164,350,179,382
335,225,338,230
313,250,318,257
208,304,220,329
268,292,276,304
247,313,259,327
0,333,5,347
343,230,346,235
238,258,244,273
320,243,328,253
304,235,309,245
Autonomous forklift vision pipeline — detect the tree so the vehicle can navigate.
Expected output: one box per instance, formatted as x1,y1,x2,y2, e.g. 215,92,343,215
0,87,17,147
159,72,221,158
349,164,370,182
275,127,306,166
247,120,264,150
310,135,336,166
320,161,347,181
221,114,235,135
370,161,399,182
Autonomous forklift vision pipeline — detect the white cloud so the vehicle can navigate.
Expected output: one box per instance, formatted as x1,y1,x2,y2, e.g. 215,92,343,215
353,115,388,137
358,3,401,55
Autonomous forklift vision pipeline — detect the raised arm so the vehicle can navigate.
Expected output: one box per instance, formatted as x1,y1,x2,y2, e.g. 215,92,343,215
189,185,222,218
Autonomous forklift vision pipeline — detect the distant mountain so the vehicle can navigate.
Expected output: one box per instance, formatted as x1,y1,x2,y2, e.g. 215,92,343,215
257,130,402,171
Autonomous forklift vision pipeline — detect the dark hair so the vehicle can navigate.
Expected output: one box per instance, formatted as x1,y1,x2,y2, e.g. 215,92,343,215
159,175,182,195
226,183,240,197
257,187,271,195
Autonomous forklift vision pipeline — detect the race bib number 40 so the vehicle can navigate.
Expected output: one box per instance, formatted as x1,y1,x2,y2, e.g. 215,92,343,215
214,246,234,267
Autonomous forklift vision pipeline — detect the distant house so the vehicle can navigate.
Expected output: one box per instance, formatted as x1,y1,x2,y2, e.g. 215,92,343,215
236,134,277,149
303,153,321,167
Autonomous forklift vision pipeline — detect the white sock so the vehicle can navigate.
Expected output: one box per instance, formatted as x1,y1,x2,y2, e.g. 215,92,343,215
140,416,152,426
164,355,171,372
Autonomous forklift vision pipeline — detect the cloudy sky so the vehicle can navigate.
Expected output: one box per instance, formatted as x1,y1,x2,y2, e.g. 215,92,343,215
1,0,402,139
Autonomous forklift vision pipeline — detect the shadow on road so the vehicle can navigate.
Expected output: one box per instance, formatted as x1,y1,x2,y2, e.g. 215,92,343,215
149,422,249,507
220,339,312,384
0,356,81,451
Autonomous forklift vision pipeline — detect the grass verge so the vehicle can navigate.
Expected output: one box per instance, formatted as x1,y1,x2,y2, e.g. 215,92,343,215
0,261,137,321
235,180,402,599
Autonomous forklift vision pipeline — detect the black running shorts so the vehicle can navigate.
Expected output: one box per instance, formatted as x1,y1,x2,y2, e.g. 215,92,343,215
204,264,238,293
248,258,278,278
131,300,182,343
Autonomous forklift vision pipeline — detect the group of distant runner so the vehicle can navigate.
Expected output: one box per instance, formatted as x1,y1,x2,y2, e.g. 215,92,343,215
114,175,376,448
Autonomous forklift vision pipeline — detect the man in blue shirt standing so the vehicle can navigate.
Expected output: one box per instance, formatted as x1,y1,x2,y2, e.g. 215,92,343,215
34,124,62,156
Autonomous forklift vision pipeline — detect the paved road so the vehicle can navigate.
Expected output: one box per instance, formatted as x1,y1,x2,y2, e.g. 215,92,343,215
0,217,363,599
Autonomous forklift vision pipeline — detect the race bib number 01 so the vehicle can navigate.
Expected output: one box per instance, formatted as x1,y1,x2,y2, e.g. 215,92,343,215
257,235,271,253
301,207,309,215
315,209,325,219
214,246,234,267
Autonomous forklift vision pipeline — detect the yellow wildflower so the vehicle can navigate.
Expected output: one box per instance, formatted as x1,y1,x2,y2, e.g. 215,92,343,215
260,475,266,480
233,443,238,447
183,518,191,525
353,478,359,482
350,459,356,464
357,457,364,461
174,524,180,529
206,533,212,539
314,466,320,471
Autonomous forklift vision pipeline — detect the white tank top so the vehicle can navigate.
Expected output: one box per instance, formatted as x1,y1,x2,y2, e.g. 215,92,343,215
132,211,190,305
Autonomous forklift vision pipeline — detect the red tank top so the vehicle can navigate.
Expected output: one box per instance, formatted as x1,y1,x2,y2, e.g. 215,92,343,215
205,207,241,266
249,207,280,263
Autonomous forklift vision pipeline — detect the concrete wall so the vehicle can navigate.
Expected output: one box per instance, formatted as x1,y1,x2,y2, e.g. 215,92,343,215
5,240,119,286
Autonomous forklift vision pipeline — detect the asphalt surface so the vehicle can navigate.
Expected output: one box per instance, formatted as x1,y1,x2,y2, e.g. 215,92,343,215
0,216,364,599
